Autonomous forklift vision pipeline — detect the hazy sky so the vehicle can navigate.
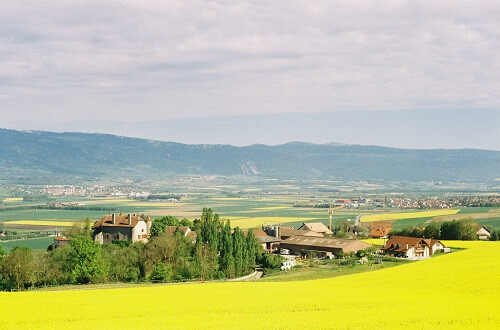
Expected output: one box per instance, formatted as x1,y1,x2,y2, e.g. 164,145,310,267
1,1,499,149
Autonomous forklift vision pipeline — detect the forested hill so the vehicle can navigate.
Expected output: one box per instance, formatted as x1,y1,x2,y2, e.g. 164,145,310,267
0,129,498,181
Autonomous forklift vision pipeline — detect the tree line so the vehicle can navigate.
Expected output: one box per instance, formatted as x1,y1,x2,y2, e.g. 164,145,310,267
390,219,498,241
0,208,269,291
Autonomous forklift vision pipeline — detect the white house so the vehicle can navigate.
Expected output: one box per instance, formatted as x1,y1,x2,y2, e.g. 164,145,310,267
476,226,491,240
92,213,152,244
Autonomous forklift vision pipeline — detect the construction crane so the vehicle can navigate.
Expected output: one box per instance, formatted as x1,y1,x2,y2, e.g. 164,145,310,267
328,205,344,231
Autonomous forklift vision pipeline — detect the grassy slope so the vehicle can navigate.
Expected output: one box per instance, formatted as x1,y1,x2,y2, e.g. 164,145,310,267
0,241,498,329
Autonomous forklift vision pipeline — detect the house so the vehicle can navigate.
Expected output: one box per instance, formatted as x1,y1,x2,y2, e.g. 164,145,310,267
279,236,372,258
298,222,333,235
165,226,197,242
53,235,70,248
476,226,491,240
423,238,446,255
92,213,151,244
369,227,391,238
262,225,324,240
381,236,430,258
243,229,281,253
47,235,71,251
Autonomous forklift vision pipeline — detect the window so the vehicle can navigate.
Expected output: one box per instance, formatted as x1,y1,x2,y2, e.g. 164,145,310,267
142,229,144,232
138,235,140,239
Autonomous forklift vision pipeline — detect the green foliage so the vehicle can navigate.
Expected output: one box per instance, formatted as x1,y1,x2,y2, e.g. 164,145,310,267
1,246,34,290
423,222,441,238
220,221,235,278
490,230,498,241
259,254,283,269
67,236,106,284
150,263,173,282
150,215,183,237
103,243,144,282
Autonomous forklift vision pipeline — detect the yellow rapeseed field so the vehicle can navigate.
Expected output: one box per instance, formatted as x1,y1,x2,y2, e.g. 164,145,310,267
0,241,498,329
360,209,460,222
222,216,314,228
2,197,23,202
3,220,75,227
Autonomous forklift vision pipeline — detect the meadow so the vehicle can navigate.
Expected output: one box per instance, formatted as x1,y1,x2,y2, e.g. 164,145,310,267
0,241,498,329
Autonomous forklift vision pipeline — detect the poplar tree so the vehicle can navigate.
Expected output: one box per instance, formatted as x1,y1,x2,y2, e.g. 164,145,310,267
220,221,235,277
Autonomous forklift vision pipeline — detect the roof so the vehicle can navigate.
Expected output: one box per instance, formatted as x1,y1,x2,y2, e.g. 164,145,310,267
299,230,324,237
54,236,70,241
279,227,303,238
242,229,268,237
369,227,391,238
369,221,392,230
93,213,148,228
381,236,427,252
165,226,191,236
281,236,372,252
298,222,333,235
258,235,281,244
423,238,444,247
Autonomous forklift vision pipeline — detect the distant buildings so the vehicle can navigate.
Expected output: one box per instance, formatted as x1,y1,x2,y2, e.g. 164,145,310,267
92,213,151,244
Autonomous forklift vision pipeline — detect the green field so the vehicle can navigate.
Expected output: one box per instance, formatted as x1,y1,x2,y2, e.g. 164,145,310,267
0,237,54,252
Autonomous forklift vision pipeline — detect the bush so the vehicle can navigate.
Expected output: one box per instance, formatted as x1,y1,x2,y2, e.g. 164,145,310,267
150,263,173,283
259,254,283,269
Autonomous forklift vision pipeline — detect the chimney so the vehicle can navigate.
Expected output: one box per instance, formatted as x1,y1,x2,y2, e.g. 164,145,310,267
127,213,132,225
111,213,116,224
275,225,280,239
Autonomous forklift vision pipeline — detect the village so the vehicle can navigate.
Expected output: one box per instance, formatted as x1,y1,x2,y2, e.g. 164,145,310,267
46,209,496,282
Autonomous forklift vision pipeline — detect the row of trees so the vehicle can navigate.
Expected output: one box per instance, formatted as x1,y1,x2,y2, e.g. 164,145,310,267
0,208,266,291
390,220,498,241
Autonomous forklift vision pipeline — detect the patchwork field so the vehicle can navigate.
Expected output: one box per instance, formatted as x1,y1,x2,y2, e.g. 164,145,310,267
0,241,498,329
360,209,460,222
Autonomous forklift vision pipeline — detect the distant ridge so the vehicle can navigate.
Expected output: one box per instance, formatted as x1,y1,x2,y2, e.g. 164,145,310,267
0,128,498,181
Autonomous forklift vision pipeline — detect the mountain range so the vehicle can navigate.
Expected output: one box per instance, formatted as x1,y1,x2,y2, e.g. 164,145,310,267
0,128,498,181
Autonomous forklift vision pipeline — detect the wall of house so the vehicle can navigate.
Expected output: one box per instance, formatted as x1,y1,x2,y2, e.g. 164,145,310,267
97,227,133,244
131,220,148,242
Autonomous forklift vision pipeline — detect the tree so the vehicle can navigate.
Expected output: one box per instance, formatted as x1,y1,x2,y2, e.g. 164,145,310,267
67,236,107,284
33,251,67,287
1,246,34,290
63,218,93,238
220,221,235,277
245,229,260,270
490,230,499,241
150,215,181,237
423,222,441,238
103,243,144,282
150,263,173,283
233,227,244,276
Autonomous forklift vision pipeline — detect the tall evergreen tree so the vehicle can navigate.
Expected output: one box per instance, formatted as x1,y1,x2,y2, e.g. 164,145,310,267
233,227,244,276
220,221,235,277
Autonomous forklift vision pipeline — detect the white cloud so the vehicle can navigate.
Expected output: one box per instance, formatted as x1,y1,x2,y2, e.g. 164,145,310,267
0,0,498,124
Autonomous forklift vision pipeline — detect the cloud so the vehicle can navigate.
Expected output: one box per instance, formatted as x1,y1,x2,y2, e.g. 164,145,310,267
0,0,498,125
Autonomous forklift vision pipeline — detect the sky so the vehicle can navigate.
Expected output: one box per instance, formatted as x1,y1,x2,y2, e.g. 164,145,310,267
0,1,499,149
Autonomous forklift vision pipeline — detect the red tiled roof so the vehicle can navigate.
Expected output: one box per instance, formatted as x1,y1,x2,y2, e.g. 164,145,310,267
381,236,426,252
93,213,148,228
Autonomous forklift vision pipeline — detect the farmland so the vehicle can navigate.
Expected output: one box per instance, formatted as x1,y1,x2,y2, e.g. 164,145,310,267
0,241,498,328
359,209,460,222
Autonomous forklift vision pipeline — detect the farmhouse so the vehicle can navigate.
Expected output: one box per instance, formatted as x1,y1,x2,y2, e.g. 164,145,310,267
262,225,324,240
92,213,151,244
243,229,281,253
381,236,430,258
423,238,446,255
279,236,372,257
369,227,391,238
165,226,197,242
298,222,333,235
476,226,491,240
53,235,70,248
